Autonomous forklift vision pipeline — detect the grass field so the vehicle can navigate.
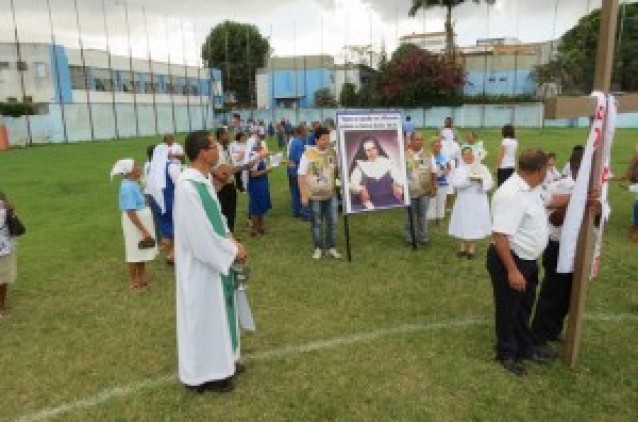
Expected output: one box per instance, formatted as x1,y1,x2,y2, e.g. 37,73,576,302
0,128,637,421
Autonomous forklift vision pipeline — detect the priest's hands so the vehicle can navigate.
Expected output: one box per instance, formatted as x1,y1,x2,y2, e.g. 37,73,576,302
233,239,247,262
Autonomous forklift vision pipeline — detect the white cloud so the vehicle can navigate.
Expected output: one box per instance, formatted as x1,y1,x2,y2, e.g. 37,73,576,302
1,0,635,66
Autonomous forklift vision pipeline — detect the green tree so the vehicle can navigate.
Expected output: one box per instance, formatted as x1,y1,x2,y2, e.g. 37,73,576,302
408,0,496,58
314,88,337,108
201,21,270,107
533,3,638,94
339,83,358,107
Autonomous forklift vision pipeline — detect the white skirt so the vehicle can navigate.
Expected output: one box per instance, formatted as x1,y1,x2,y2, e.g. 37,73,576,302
121,207,158,263
448,191,492,240
427,188,448,220
0,252,17,284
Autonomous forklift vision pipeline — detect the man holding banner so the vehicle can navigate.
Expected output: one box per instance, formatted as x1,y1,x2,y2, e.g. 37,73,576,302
531,147,601,353
298,127,341,260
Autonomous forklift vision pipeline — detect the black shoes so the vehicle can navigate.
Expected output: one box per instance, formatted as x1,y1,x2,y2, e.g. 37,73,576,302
498,358,527,376
521,345,557,365
186,377,235,394
235,362,246,375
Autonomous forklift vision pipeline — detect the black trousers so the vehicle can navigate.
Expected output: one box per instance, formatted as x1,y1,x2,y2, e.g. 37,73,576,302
486,244,539,360
497,168,515,187
234,172,244,192
531,240,573,344
217,182,237,232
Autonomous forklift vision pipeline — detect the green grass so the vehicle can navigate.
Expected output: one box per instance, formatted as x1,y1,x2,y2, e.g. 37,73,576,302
0,129,636,421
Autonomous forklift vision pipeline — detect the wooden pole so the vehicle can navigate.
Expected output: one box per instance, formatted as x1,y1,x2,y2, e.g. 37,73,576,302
564,0,619,369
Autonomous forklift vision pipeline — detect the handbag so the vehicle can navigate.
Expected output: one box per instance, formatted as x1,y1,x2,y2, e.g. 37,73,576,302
138,238,156,249
6,209,26,237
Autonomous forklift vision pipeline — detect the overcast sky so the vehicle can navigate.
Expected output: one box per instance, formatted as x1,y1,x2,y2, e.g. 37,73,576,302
0,0,634,66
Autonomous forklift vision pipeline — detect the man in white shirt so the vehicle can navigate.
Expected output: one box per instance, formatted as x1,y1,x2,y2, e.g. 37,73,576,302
487,149,554,376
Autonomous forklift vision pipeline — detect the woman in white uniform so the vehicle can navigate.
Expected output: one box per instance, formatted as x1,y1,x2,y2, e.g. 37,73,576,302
448,147,494,259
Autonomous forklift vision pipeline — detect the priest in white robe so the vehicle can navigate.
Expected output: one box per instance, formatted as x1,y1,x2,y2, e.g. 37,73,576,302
174,130,247,393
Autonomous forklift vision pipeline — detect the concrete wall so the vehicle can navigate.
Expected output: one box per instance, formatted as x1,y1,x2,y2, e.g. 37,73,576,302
225,104,638,131
2,102,214,145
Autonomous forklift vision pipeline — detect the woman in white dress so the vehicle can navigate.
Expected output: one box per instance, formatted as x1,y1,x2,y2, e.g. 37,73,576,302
112,159,158,290
448,147,494,259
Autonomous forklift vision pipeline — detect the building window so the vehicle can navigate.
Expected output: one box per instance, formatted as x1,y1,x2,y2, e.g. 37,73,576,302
93,68,113,92
189,79,199,96
69,65,87,90
0,62,10,70
499,77,507,82
34,62,47,78
142,73,156,94
488,77,496,82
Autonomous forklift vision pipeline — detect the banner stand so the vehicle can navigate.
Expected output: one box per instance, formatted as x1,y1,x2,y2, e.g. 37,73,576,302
344,214,352,262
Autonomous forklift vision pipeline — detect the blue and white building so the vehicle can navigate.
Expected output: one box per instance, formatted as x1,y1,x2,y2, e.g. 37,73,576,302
0,42,224,143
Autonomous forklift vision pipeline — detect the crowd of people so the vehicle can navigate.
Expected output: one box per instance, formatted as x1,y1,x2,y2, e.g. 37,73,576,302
105,115,636,383
2,115,635,392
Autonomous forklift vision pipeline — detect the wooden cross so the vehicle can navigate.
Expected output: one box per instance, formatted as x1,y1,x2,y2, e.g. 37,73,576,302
543,0,638,368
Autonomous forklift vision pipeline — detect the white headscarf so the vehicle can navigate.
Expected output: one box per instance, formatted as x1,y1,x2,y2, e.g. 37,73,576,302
145,143,169,213
110,158,134,180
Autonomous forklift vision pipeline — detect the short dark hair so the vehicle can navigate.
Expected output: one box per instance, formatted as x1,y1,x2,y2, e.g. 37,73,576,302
518,149,548,173
547,152,556,160
215,127,227,139
502,124,515,138
185,130,212,162
461,146,473,154
235,132,244,142
314,127,329,139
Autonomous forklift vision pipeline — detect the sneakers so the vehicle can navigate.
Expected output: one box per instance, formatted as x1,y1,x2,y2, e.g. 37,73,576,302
313,248,342,259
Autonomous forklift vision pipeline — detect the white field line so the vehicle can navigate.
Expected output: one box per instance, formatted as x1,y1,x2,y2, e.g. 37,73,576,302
14,313,638,422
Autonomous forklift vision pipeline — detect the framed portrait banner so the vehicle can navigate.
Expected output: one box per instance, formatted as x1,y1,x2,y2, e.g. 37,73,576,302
336,112,409,215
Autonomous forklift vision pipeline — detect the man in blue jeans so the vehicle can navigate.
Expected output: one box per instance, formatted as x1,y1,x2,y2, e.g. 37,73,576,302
298,127,341,260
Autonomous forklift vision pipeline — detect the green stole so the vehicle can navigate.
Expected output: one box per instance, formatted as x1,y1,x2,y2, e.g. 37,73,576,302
190,180,238,352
